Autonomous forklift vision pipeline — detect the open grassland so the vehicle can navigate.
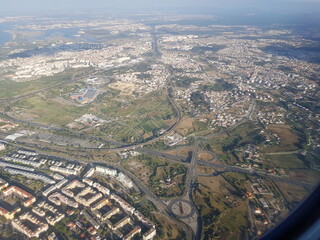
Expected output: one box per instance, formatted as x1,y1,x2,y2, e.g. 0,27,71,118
0,72,71,99
175,117,195,136
261,124,310,169
202,122,261,164
165,147,193,158
275,181,310,205
267,125,299,145
193,174,249,240
264,153,305,169
195,165,216,175
261,124,303,152
287,169,320,185
108,82,137,95
123,154,187,198
202,121,311,169
12,95,88,126
152,212,186,240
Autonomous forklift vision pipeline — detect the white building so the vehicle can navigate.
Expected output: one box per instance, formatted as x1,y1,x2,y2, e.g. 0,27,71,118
116,173,134,188
95,165,118,177
50,166,78,175
0,143,5,151
143,228,157,240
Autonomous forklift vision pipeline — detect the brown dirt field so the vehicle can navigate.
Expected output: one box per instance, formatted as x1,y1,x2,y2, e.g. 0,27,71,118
178,147,193,157
152,213,184,239
198,152,213,161
195,165,215,175
164,149,179,155
164,118,177,126
197,175,224,193
287,169,320,185
165,147,193,158
108,82,137,95
268,125,299,145
124,159,151,185
175,117,194,135
275,181,310,204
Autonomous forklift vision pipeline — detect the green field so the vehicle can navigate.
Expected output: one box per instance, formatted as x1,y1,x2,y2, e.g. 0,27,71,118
12,95,88,125
123,154,187,198
0,73,71,99
202,122,261,163
264,153,305,169
10,86,175,144
193,175,249,240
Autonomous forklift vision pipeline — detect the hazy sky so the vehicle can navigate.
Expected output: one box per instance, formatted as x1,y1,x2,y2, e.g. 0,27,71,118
1,0,320,15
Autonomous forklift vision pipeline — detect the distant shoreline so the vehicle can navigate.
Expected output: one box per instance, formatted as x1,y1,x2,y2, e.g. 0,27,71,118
0,30,14,46
4,30,16,40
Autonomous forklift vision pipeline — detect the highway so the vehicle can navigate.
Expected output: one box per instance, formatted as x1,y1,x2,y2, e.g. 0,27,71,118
126,146,315,190
137,148,190,165
181,141,198,198
197,160,314,189
117,165,170,213
131,147,314,190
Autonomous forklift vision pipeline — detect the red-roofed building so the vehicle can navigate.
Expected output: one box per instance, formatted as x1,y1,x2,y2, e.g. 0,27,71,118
0,206,20,220
3,185,36,207
123,226,141,240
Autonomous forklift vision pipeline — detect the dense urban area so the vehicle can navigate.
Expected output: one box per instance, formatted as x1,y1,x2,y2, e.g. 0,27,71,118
0,12,319,240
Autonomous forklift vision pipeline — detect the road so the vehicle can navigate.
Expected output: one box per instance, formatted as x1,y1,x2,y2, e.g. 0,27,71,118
117,165,169,214
129,147,315,190
1,128,313,191
182,141,198,198
151,26,161,57
197,160,314,189
137,148,190,165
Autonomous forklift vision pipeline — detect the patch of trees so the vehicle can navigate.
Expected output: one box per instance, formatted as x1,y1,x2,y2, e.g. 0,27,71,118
174,76,200,88
136,73,152,79
222,136,243,152
191,44,226,53
190,91,210,110
200,79,235,92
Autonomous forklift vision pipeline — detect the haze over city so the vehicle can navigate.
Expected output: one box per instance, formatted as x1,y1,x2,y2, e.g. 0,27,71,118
1,0,320,14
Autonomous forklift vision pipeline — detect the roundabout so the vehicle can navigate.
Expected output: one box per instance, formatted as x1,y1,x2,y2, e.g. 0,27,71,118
168,199,196,219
